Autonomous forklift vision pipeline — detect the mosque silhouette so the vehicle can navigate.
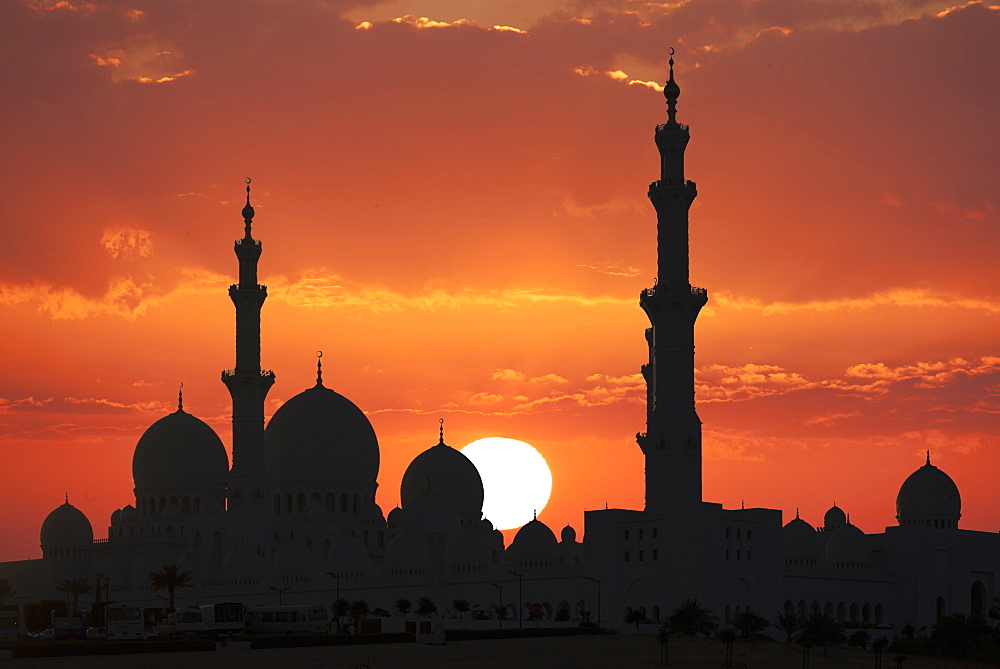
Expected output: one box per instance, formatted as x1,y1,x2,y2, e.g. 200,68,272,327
1,56,996,635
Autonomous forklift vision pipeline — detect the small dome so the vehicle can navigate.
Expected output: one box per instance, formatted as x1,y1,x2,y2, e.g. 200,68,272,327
825,524,869,565
110,509,122,526
365,502,385,524
896,455,961,527
479,518,494,533
223,546,264,584
508,518,558,564
782,516,818,557
823,505,846,530
325,537,369,577
400,435,483,525
40,499,93,547
132,409,228,490
405,493,461,536
265,383,379,485
273,541,320,581
560,525,577,544
387,506,405,529
384,533,428,574
121,504,137,520
446,528,491,570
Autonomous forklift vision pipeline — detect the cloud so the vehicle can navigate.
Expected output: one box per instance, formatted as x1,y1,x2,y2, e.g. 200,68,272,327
468,392,503,405
492,369,526,381
573,65,664,92
576,263,644,277
713,289,1000,316
529,373,570,384
24,0,102,14
389,15,476,29
90,40,195,84
101,225,152,261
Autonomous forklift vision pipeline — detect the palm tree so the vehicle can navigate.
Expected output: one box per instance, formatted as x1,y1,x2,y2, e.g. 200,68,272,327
732,608,769,642
395,597,412,617
775,608,802,646
148,564,192,611
349,600,370,632
56,577,92,615
452,599,471,619
666,598,718,636
416,596,437,618
798,610,844,656
624,609,645,634
330,598,351,633
371,607,391,618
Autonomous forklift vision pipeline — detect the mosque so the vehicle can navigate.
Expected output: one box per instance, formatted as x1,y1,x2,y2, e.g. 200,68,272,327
1,57,997,634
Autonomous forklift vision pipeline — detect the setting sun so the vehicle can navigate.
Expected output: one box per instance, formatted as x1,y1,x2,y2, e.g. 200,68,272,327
461,438,553,531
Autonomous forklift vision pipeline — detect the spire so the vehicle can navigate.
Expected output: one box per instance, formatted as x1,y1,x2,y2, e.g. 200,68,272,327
65,492,69,504
795,507,800,519
242,177,255,239
926,450,931,465
663,47,681,126
316,350,324,387
438,418,445,446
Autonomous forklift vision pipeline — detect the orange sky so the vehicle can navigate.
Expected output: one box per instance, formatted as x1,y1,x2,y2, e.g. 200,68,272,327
1,0,998,562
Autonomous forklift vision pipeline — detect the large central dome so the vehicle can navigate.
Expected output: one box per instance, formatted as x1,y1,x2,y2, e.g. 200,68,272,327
265,381,379,484
132,408,229,490
896,453,961,528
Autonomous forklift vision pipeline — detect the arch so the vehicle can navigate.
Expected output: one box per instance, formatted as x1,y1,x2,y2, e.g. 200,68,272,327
849,602,859,623
326,492,335,511
798,600,807,616
298,492,307,512
353,494,360,513
837,601,847,621
170,496,178,506
971,581,987,617
936,596,946,620
875,603,884,624
285,493,292,513
824,601,834,618
340,493,348,512
182,497,190,513
194,497,201,513
862,602,871,623
624,577,655,617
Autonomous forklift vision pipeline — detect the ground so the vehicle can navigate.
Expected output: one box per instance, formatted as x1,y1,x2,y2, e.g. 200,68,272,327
7,635,995,667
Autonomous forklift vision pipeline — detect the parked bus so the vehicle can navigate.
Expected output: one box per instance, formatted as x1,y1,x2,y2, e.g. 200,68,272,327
106,604,143,640
157,608,205,639
199,602,244,637
0,611,24,641
244,605,330,635
50,609,87,640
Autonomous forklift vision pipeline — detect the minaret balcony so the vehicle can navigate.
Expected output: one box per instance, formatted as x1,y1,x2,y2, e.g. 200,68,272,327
223,369,276,379
649,179,697,190
641,285,707,298
229,283,268,292
235,238,262,247
656,122,689,132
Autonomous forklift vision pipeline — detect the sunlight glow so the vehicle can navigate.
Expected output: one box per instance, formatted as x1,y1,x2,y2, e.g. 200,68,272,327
461,437,553,530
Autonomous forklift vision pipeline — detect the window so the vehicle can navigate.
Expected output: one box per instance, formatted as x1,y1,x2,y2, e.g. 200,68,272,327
726,549,730,560
747,529,752,540
624,530,630,540
653,528,658,539
736,550,741,560
639,529,644,540
748,550,752,561
639,550,644,561
725,527,730,538
737,528,741,539
624,551,630,562
652,549,658,560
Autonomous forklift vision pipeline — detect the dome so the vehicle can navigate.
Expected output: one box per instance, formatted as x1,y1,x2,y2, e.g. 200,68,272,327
823,505,846,530
387,506,405,529
446,528,491,570
825,524,869,565
120,504,137,520
400,433,483,525
508,518,558,564
384,533,428,574
132,408,228,490
782,515,818,557
560,525,577,544
479,518,494,533
40,499,93,547
223,546,264,584
365,502,385,524
273,541,320,581
265,382,379,484
325,537,369,577
896,455,961,527
405,493,461,536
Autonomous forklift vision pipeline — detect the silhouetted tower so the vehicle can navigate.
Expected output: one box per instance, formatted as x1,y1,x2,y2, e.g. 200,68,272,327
637,53,707,510
222,178,275,551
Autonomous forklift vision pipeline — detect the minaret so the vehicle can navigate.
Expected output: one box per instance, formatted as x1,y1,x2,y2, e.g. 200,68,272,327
636,52,707,510
222,178,275,552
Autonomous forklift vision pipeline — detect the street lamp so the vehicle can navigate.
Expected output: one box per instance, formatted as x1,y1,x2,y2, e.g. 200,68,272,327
584,577,602,628
325,572,342,603
490,583,502,630
325,572,343,633
509,571,523,628
269,586,290,605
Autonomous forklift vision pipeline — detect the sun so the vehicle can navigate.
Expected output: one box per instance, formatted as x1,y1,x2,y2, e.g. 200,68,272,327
461,437,553,531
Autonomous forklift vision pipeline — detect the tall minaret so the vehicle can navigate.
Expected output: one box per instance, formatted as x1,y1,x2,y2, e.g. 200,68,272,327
222,178,275,552
637,52,707,511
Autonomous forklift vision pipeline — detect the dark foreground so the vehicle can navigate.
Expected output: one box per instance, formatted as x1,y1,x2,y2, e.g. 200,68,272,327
6,634,995,668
